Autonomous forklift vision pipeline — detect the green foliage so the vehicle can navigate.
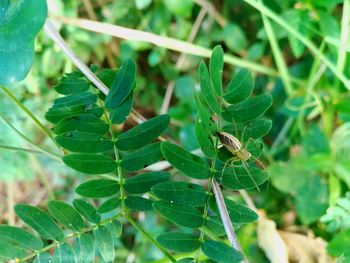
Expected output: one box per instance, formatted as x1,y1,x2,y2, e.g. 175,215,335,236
201,240,243,263
0,0,47,85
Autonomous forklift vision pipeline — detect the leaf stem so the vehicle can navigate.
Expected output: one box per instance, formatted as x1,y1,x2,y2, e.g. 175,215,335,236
53,16,304,84
18,213,122,262
242,0,350,90
0,86,58,147
126,216,177,263
0,116,62,160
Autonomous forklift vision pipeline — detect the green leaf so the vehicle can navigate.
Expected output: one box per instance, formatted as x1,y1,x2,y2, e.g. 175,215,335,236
63,154,117,174
284,10,310,58
151,182,207,207
106,220,122,239
295,175,328,225
157,232,200,253
153,201,204,228
216,161,269,190
98,197,121,214
48,201,85,232
222,118,272,142
201,240,243,263
204,216,226,237
210,197,258,225
121,143,163,172
75,179,119,198
54,74,90,95
198,62,221,115
125,196,153,211
161,142,211,179
14,204,63,241
0,241,25,261
53,114,109,135
52,92,97,108
105,59,136,109
328,229,350,260
73,199,101,224
56,131,113,153
226,94,272,123
195,120,216,158
124,171,170,194
0,225,43,250
0,0,47,85
163,0,193,17
224,70,254,104
209,46,224,96
53,243,76,263
195,94,217,134
74,234,95,263
33,253,53,263
116,114,170,151
109,91,133,124
94,226,115,263
223,23,247,53
45,104,103,124
176,258,195,263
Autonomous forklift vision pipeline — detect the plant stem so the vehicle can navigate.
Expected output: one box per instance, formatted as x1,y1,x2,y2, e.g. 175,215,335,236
261,10,293,95
43,20,146,125
127,216,177,263
0,86,58,147
54,16,287,79
18,213,122,262
242,0,350,90
0,144,44,155
212,182,248,263
0,116,62,160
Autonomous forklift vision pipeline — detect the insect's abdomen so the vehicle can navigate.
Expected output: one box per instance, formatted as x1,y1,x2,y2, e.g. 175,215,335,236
217,131,242,150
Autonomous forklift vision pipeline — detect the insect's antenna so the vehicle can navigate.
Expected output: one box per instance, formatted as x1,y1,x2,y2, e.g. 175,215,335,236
241,160,261,192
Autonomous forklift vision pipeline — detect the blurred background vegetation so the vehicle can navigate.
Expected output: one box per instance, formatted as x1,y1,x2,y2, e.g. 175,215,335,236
1,0,350,262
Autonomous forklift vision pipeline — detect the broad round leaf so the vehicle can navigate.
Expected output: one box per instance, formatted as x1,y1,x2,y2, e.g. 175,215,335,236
0,225,43,251
153,201,204,228
125,196,153,211
105,59,136,109
116,114,170,151
0,241,25,261
75,179,119,198
73,199,101,224
53,243,76,263
0,0,47,85
198,62,221,115
157,232,200,253
151,181,208,207
56,131,113,153
48,201,85,232
63,154,117,174
161,142,211,179
226,94,272,123
53,114,109,135
74,234,95,263
209,46,224,96
98,197,121,214
124,171,170,194
224,70,254,104
14,204,63,241
94,226,115,263
201,240,243,263
121,143,163,172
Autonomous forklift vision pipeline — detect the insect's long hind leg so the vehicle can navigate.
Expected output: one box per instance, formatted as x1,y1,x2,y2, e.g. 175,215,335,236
241,160,261,192
229,159,247,189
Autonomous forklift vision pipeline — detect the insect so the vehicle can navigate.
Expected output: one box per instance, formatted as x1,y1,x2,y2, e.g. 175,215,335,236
217,131,264,190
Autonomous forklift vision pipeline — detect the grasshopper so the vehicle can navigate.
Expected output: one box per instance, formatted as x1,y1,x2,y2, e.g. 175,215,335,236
217,131,264,190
